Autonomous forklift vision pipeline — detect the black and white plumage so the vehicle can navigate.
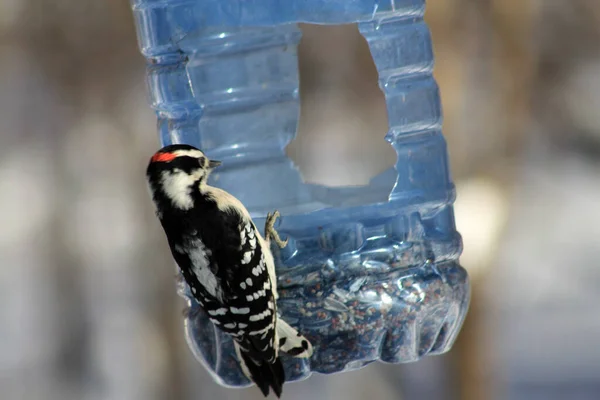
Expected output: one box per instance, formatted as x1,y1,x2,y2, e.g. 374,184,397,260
146,144,313,397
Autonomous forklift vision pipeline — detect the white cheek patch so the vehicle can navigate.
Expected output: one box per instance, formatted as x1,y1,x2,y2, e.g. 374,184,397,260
160,169,205,210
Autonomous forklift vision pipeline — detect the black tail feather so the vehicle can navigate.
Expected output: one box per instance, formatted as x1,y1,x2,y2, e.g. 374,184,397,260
239,350,285,398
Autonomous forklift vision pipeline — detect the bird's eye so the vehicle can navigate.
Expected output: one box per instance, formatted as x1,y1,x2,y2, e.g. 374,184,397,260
198,157,206,167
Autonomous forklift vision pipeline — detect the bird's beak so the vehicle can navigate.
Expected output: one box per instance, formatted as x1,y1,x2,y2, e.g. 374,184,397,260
208,160,222,169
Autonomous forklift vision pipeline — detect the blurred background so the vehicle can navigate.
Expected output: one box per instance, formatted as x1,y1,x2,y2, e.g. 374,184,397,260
2,0,600,399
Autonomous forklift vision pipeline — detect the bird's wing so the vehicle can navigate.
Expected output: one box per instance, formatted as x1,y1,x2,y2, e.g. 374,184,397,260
171,210,278,363
215,215,278,363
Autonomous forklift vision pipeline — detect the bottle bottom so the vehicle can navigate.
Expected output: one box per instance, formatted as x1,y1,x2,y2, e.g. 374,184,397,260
180,260,469,387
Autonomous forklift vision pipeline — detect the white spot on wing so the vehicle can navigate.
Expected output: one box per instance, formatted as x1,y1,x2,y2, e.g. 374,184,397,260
240,282,246,290
246,278,253,286
249,324,273,336
257,232,278,300
242,251,252,264
208,308,227,316
249,236,256,250
224,323,236,329
230,307,250,315
249,309,271,322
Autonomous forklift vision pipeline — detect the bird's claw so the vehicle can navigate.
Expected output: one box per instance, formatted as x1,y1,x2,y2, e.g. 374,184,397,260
265,210,288,249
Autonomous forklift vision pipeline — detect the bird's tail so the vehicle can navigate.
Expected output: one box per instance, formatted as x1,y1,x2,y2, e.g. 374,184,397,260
233,320,312,397
277,319,313,358
234,342,285,398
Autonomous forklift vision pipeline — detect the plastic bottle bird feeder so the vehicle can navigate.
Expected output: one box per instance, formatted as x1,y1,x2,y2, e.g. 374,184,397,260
132,0,470,387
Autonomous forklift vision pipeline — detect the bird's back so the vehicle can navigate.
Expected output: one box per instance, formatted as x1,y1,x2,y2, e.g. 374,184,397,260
160,190,279,363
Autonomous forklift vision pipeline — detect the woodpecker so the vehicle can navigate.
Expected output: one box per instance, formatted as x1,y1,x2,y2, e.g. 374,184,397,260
146,144,313,397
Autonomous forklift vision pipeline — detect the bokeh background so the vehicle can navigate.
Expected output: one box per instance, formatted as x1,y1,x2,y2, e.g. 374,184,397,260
2,1,600,399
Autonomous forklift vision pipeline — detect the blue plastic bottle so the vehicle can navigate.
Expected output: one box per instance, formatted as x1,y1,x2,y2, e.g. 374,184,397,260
132,0,470,387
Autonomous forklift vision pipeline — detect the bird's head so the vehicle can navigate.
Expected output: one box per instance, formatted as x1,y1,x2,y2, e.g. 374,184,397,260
146,144,221,211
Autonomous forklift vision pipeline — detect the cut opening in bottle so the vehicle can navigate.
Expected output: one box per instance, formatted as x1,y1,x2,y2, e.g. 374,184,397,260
286,23,396,193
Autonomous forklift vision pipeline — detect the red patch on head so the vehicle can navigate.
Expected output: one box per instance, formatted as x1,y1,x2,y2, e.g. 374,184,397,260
151,152,177,163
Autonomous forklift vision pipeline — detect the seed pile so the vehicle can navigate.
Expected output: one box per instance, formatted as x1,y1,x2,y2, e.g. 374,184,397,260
180,260,469,386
